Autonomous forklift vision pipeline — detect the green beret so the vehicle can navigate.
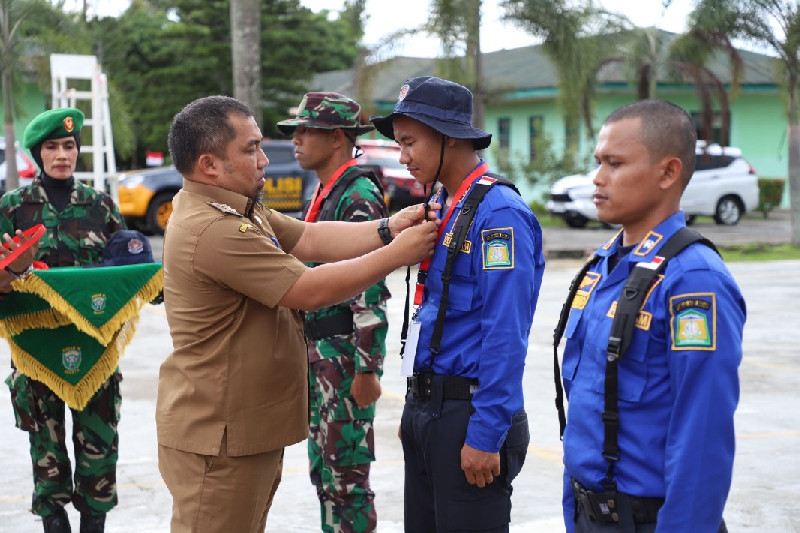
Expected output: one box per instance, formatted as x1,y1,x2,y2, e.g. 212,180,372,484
23,107,84,149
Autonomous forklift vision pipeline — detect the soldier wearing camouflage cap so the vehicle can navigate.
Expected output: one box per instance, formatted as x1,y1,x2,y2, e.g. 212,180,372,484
278,92,388,533
0,107,126,533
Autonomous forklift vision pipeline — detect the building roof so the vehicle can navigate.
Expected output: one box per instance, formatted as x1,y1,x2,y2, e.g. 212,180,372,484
310,29,778,103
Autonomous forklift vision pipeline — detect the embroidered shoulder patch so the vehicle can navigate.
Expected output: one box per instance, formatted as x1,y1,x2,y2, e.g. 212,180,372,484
670,293,716,350
481,227,514,269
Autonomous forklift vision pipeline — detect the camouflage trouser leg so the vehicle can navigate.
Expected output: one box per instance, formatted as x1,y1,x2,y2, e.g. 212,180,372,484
308,358,377,533
6,369,121,517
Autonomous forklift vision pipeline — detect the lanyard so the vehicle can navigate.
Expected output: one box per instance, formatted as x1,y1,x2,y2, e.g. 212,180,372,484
413,161,488,305
304,159,358,222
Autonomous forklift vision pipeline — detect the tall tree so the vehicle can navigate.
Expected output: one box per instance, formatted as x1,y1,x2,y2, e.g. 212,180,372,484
681,0,800,244
501,0,623,163
231,0,261,123
427,0,485,128
0,0,24,191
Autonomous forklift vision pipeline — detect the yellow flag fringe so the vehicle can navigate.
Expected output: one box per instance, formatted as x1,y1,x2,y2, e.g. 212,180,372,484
10,269,162,345
7,318,139,411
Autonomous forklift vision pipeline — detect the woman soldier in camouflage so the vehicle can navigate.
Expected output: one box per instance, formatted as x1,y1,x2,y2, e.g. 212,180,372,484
0,108,125,533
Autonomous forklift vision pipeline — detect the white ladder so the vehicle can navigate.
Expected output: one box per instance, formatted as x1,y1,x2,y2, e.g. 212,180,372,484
49,54,118,202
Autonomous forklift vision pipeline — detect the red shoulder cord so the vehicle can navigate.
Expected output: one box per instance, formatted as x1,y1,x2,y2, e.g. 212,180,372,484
0,224,48,271
413,161,488,305
304,159,358,222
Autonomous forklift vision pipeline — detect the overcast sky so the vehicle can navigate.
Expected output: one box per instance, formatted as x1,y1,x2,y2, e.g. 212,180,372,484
70,0,697,57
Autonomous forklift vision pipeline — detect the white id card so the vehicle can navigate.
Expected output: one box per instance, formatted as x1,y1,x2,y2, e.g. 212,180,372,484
401,320,421,377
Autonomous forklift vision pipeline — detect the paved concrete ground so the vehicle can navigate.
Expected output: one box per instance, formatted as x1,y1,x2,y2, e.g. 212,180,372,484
0,213,798,532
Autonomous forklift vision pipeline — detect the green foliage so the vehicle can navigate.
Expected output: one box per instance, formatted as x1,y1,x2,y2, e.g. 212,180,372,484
757,177,785,218
719,244,800,262
489,133,584,191
85,0,364,166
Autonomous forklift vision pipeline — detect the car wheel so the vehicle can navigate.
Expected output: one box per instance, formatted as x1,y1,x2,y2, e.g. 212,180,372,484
146,192,175,235
713,196,742,225
564,212,588,228
684,214,696,226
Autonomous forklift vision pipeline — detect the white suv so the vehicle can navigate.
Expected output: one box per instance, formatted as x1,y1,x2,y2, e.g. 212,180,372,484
546,143,759,227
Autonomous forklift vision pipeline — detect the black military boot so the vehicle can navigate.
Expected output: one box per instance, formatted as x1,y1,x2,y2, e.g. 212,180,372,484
42,507,71,533
79,513,105,533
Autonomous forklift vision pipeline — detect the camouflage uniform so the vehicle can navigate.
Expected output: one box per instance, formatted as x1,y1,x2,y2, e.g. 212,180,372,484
1,176,125,518
305,168,389,533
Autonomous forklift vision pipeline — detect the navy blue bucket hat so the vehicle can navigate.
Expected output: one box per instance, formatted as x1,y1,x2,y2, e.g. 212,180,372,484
370,76,491,150
98,230,154,266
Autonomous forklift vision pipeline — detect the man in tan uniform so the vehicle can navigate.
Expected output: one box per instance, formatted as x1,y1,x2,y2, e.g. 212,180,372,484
156,95,437,533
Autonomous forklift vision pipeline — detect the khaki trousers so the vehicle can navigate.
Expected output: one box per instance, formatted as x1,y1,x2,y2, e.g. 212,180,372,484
158,431,283,532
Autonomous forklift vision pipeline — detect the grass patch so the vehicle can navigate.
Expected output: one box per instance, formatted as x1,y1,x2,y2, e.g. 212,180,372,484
719,244,800,262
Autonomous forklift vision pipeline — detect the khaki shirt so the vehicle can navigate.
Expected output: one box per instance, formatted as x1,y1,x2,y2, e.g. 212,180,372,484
157,180,308,456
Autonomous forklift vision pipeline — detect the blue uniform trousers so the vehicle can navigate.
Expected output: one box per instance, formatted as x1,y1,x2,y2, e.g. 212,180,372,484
400,380,529,533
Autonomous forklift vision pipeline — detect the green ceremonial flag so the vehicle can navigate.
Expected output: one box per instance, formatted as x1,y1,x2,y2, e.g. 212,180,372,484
0,263,163,410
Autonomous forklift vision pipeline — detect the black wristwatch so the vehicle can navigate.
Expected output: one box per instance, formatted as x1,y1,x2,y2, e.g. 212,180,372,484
4,264,33,280
377,218,393,245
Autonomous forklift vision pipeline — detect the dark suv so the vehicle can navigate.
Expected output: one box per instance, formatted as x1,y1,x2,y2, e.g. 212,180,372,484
117,140,316,234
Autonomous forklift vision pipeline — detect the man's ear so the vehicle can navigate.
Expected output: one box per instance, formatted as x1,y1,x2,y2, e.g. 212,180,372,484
197,153,219,179
659,156,683,190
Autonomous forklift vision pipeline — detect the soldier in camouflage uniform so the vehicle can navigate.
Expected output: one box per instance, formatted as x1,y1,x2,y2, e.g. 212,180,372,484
277,93,390,533
0,108,125,533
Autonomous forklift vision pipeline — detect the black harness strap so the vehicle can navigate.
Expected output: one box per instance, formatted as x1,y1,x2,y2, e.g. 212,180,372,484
428,174,520,355
553,227,719,489
553,254,600,439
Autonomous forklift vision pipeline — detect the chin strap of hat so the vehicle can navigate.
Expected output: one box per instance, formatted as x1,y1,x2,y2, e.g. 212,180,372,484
343,130,363,158
400,134,447,358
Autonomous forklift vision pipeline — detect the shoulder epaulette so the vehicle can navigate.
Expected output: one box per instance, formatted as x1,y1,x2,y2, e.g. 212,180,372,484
208,201,243,216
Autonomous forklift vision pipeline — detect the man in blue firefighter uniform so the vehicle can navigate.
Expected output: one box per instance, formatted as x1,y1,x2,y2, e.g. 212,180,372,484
559,99,745,532
371,76,545,532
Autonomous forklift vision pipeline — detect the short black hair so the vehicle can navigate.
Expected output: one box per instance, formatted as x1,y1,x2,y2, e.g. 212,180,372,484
168,95,254,174
604,99,697,184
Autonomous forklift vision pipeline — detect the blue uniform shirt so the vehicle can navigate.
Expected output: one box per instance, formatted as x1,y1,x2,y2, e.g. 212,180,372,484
412,163,545,453
561,212,745,532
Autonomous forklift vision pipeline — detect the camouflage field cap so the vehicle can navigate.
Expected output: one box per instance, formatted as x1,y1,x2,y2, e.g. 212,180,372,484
23,107,85,149
276,92,374,136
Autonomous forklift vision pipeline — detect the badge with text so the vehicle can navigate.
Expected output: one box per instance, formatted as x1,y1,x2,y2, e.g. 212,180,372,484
401,320,421,377
670,292,716,350
481,227,514,269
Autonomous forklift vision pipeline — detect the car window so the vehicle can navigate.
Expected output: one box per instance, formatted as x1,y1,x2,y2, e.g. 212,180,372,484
262,144,295,165
695,154,736,171
359,149,404,169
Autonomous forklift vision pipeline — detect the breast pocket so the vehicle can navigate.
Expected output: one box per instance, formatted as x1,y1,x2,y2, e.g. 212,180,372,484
434,250,476,312
561,308,584,384
588,327,650,403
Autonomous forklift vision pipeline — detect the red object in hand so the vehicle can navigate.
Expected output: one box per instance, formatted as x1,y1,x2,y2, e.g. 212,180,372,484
0,224,47,270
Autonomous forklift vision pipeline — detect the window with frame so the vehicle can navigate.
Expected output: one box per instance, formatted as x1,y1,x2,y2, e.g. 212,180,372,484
498,117,511,150
529,115,543,161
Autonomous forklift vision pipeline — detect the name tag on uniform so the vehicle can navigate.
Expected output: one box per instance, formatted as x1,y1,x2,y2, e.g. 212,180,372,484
401,320,421,377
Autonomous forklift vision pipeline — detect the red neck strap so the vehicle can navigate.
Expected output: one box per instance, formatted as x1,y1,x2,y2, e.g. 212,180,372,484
304,159,358,222
414,162,489,305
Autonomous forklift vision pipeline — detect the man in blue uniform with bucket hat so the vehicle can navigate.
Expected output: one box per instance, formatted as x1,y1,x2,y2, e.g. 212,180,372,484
371,76,545,532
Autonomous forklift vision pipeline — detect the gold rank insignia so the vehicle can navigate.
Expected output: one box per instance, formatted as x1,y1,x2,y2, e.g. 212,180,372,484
442,232,472,253
239,223,253,233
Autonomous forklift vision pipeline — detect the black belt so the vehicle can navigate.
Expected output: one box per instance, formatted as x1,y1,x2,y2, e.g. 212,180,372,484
571,478,664,525
304,310,354,341
407,372,478,400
